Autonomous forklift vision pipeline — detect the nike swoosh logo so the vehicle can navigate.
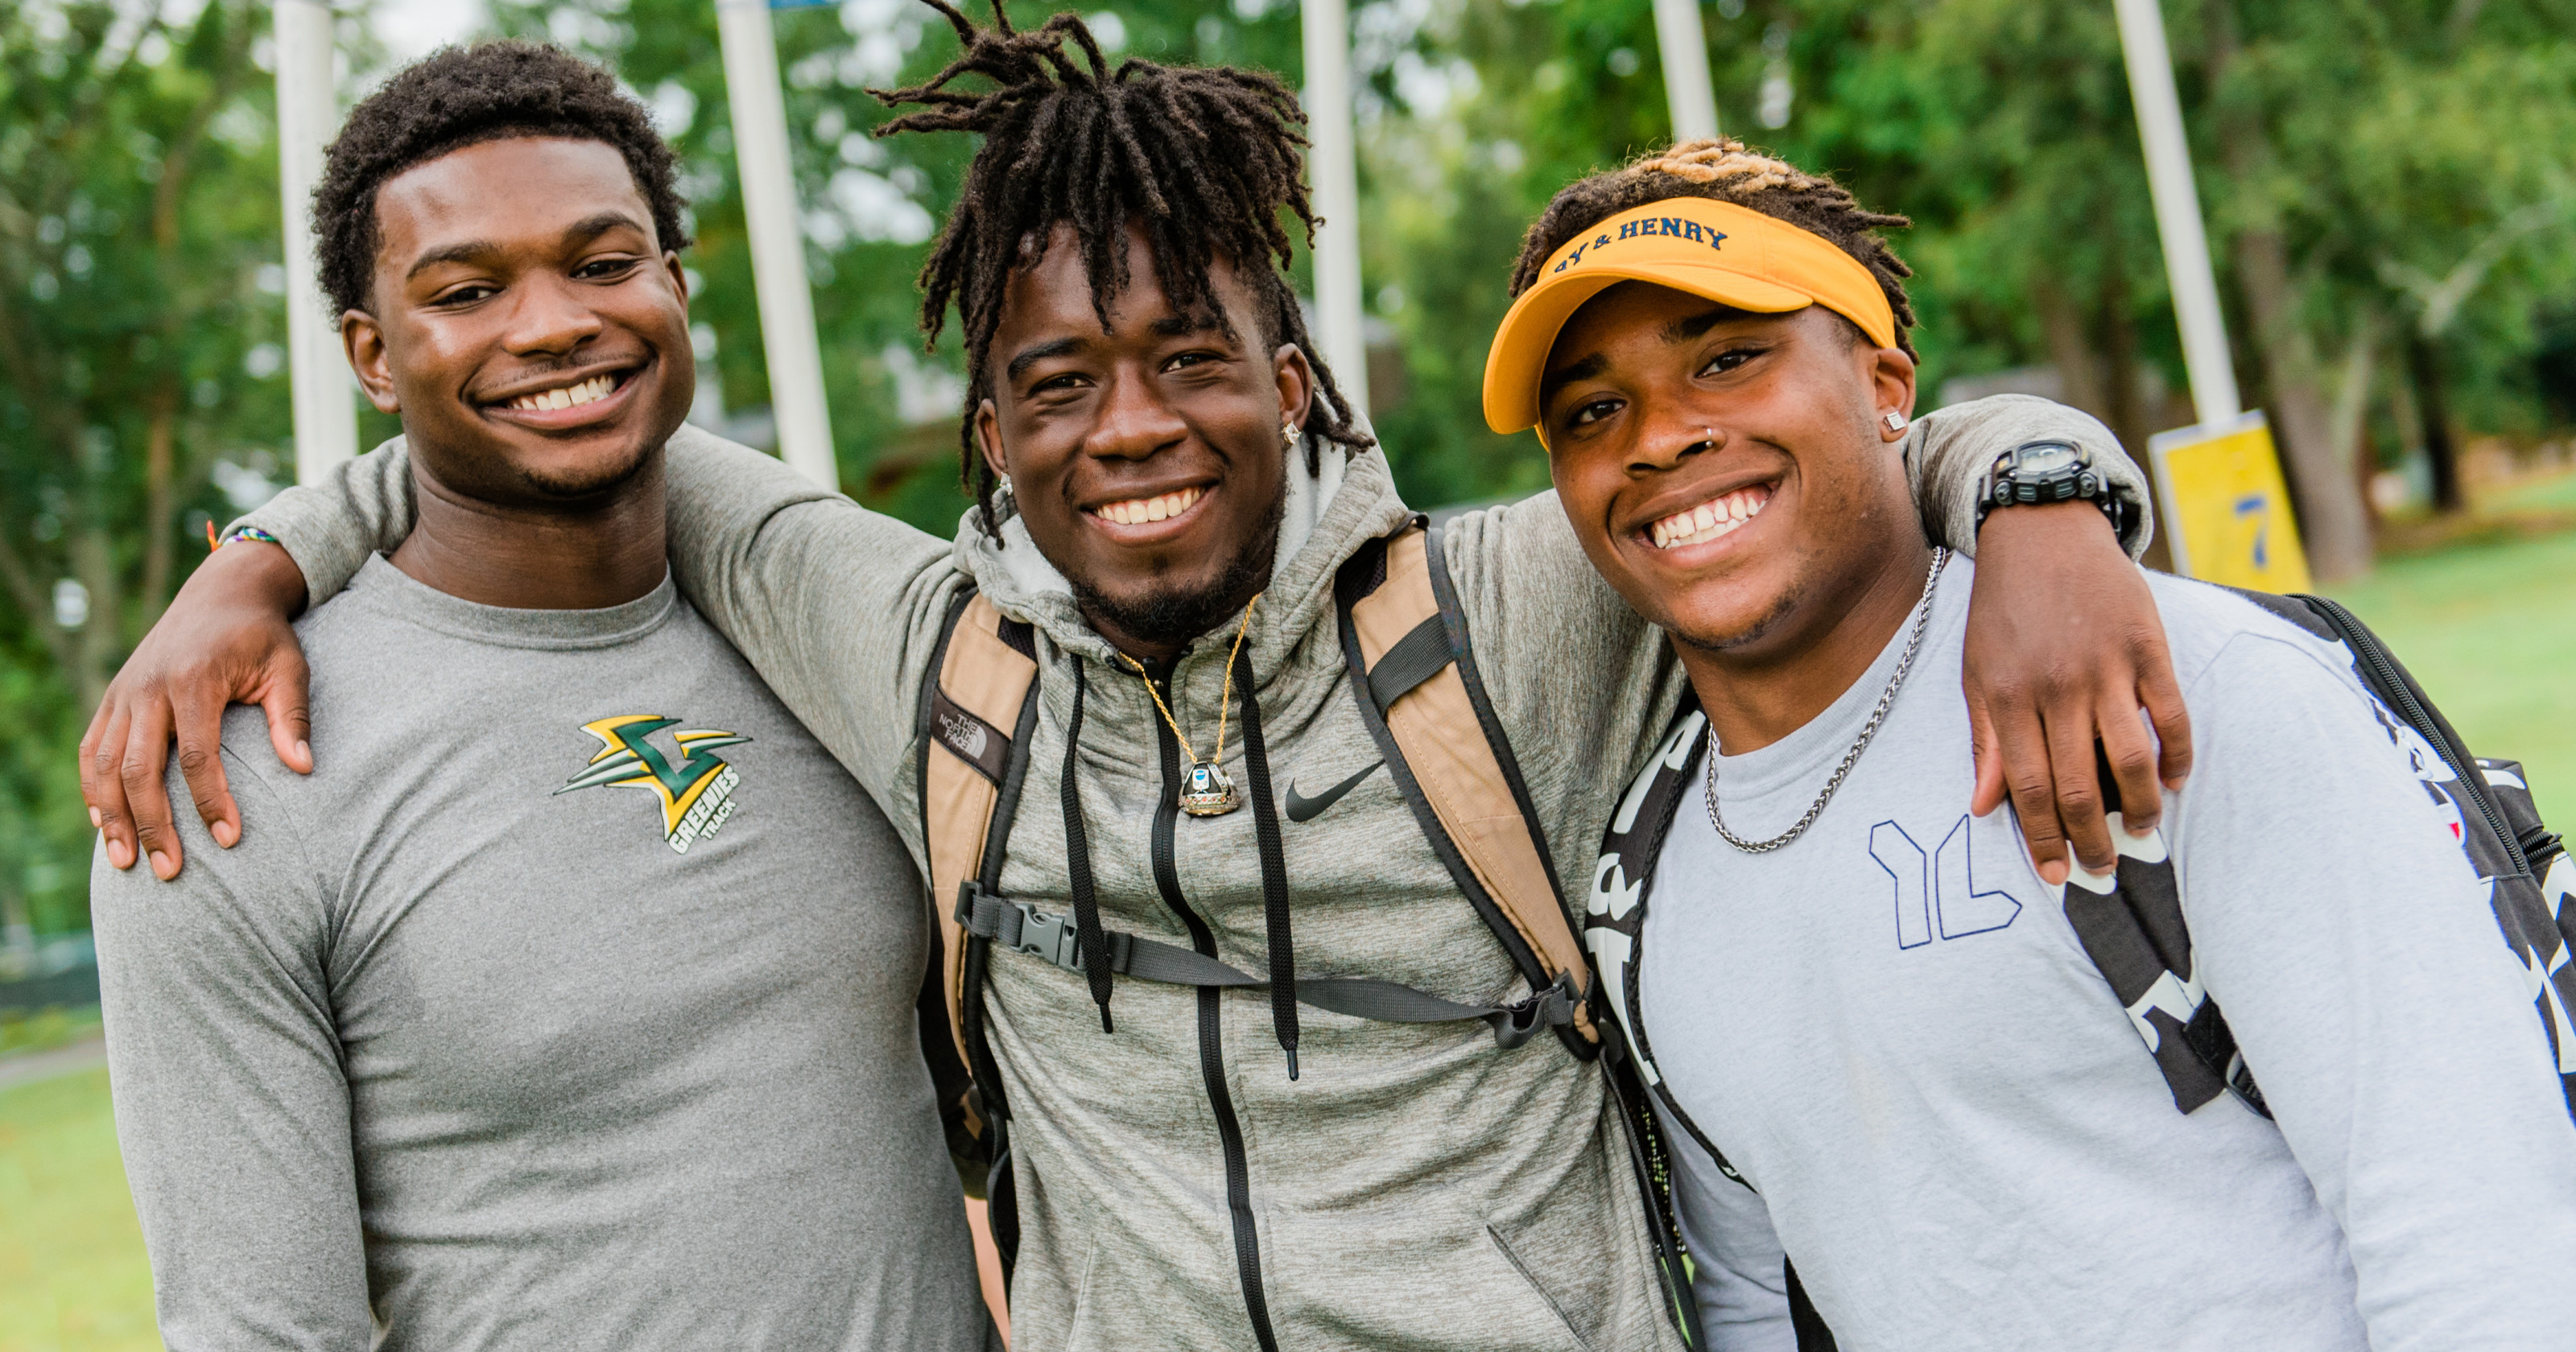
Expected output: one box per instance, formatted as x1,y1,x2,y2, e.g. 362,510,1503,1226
1283,760,1385,823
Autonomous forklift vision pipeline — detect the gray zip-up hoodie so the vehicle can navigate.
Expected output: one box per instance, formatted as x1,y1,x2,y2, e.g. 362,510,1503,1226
238,394,2145,1352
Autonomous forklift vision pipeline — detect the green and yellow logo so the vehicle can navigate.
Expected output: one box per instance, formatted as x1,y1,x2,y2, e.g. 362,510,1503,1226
554,715,752,854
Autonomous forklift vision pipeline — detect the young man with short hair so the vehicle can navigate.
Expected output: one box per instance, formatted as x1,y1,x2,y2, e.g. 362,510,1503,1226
1492,139,2576,1350
96,19,2181,1352
89,45,995,1350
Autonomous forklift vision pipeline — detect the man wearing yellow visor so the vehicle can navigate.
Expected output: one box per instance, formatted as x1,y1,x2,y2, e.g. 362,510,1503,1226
1501,140,2576,1350
1487,142,2180,881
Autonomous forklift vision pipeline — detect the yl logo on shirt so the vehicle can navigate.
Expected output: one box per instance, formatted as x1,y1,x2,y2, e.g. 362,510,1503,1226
554,715,752,855
1868,814,2025,949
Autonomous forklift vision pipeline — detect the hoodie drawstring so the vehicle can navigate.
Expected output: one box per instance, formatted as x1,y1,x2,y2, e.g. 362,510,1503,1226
1231,641,1301,1079
1056,644,1302,1078
1060,664,1117,1033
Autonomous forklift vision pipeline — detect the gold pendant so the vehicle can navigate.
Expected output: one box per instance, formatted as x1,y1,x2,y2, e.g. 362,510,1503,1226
1179,760,1242,817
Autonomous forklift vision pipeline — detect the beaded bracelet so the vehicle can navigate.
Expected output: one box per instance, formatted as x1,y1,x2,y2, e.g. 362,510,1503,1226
219,525,282,550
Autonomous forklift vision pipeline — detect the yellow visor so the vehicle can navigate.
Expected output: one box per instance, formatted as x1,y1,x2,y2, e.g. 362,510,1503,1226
1481,197,1898,435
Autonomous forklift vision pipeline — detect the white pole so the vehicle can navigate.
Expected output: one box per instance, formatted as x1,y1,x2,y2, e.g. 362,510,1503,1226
1651,0,1721,143
715,0,840,489
2112,0,2241,425
275,0,356,485
1299,0,1370,418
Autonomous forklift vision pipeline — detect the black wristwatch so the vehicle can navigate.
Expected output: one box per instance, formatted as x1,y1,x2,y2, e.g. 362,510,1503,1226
1975,439,2134,538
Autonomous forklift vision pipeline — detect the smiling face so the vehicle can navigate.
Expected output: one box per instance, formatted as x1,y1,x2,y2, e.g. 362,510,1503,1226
345,136,694,505
1541,282,1921,662
976,221,1314,657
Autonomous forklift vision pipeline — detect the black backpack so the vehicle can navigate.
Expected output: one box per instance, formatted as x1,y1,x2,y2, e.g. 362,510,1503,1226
1585,588,2574,1351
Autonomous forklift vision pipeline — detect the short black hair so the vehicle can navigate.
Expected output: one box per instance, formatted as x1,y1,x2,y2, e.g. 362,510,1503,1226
873,2,1373,537
314,41,689,315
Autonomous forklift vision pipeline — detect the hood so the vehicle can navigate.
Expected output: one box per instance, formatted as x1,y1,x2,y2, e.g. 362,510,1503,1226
949,432,1415,675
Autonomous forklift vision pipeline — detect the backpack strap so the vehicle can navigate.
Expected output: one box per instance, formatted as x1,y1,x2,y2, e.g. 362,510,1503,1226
1785,1261,1839,1351
2235,588,2576,1105
1332,517,1704,1346
2068,585,2576,1119
1587,695,1777,1350
943,538,1587,1054
1587,696,1752,1183
2056,765,2265,1119
918,590,1042,1142
2281,591,2529,877
1333,519,1600,1051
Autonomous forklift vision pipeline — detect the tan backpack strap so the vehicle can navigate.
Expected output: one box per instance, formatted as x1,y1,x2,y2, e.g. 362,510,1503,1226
1339,523,1598,1045
922,592,1042,1089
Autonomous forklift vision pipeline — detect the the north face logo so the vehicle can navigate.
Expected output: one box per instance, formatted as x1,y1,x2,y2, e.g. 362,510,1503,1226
939,711,989,761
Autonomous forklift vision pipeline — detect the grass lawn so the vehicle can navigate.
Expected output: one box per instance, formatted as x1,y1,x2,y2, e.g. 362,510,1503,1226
2326,525,2576,827
0,525,2566,1351
0,1068,158,1352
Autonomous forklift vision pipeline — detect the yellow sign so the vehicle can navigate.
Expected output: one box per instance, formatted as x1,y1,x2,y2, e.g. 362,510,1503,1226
2148,411,2312,592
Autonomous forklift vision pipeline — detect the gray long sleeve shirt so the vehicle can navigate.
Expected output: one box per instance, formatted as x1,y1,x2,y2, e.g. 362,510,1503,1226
1644,563,2576,1350
230,397,2149,1352
93,559,997,1352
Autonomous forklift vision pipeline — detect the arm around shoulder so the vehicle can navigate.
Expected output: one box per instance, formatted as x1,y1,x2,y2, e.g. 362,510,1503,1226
658,424,968,807
1906,395,2151,561
231,434,416,612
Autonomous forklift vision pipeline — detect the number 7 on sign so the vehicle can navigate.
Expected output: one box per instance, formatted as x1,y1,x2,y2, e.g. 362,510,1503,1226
2234,493,2270,571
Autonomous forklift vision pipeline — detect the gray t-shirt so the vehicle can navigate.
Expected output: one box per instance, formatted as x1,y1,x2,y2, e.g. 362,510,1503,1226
1643,559,2576,1351
93,557,997,1352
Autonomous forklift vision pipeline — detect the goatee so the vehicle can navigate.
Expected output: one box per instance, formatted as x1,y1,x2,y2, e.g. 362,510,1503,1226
1067,488,1284,649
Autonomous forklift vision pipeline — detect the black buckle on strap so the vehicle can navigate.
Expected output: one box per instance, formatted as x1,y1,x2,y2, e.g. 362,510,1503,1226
1489,971,1580,1050
958,883,1129,975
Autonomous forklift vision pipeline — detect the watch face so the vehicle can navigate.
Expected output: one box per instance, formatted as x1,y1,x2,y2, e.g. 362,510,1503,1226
2015,443,2080,475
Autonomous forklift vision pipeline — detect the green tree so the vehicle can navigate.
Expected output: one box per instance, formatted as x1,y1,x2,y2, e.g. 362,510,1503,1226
0,0,290,942
1323,0,2576,574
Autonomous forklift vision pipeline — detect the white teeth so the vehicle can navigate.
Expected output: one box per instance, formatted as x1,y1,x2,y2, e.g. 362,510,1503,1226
1094,486,1201,527
1649,485,1771,550
508,373,619,412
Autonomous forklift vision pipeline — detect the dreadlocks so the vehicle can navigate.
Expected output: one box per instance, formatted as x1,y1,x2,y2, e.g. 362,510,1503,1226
873,2,1373,536
1512,138,1920,360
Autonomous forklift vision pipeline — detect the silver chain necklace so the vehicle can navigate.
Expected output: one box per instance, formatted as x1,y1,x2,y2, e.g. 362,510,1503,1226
1703,547,1951,853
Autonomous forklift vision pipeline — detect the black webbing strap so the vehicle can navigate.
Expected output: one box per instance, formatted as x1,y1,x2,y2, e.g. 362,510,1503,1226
1365,614,1455,712
1785,1260,1839,1351
956,884,1579,1049
1059,664,1117,1033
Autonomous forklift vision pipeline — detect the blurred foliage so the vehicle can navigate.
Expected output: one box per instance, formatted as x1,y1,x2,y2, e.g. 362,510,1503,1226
1,0,292,942
3,0,2575,934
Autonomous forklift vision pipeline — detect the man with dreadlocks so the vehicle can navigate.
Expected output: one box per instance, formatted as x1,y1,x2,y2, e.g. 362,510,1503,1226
96,13,2185,1350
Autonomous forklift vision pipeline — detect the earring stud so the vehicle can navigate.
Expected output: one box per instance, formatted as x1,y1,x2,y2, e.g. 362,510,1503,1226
1282,419,1301,450
1883,410,1909,432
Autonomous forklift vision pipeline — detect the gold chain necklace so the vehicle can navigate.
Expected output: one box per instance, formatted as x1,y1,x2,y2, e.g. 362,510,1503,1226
1121,593,1261,817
